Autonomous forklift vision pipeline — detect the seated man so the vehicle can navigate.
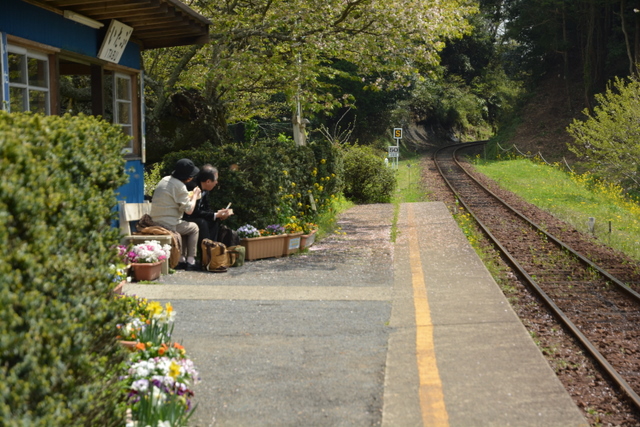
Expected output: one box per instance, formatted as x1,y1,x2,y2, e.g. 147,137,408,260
150,158,201,270
184,164,233,249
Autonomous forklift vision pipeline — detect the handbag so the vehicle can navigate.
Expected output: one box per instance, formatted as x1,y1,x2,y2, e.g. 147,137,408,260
201,239,237,272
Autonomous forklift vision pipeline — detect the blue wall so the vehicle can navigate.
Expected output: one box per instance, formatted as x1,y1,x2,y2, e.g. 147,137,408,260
0,1,140,69
119,160,145,203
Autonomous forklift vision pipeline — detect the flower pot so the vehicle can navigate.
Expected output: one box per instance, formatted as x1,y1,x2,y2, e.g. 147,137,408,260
131,261,163,281
283,232,303,255
240,235,286,261
300,230,317,249
112,279,126,295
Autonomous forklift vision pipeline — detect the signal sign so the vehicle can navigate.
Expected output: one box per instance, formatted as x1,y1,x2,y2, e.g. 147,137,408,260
393,128,402,139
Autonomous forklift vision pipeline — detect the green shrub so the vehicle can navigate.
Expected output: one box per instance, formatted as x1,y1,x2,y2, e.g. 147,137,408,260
343,144,396,203
0,112,130,426
156,137,343,229
567,76,640,193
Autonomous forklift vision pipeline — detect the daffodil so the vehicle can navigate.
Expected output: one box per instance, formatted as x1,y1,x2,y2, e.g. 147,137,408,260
169,360,182,379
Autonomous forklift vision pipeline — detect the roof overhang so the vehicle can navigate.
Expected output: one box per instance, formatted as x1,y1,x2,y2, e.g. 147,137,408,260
24,0,211,49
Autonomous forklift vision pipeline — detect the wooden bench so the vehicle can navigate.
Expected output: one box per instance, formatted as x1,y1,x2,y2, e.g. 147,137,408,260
118,200,172,275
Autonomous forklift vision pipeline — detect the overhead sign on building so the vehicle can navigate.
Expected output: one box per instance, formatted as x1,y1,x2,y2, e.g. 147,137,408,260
98,20,134,63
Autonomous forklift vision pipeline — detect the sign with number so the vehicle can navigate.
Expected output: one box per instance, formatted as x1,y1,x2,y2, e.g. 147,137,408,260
388,146,399,158
394,128,403,139
98,20,133,63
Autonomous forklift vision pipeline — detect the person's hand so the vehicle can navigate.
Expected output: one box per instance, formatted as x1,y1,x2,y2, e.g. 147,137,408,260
192,187,202,200
216,208,231,220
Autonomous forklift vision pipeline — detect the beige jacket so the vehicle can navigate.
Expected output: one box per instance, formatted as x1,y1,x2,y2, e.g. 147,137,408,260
150,175,194,231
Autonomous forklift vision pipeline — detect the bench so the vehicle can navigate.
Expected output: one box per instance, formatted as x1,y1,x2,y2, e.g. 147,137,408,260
118,200,172,275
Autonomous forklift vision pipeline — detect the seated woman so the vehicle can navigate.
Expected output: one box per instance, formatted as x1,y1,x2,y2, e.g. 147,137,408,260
150,158,202,270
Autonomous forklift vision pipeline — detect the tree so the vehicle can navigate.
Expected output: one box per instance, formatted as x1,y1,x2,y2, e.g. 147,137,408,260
142,0,477,159
567,75,640,192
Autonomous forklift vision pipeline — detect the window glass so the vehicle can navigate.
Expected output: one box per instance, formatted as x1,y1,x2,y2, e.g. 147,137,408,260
7,47,49,114
8,53,25,84
29,90,48,114
10,87,26,112
114,73,133,152
117,101,131,124
116,76,131,101
28,57,48,88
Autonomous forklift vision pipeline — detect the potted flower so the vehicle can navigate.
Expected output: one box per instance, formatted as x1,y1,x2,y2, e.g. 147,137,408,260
237,224,285,261
261,224,285,236
300,222,319,249
121,240,171,281
236,224,260,239
283,218,304,255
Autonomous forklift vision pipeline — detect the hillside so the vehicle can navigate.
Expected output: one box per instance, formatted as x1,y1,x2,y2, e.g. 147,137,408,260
506,74,587,163
404,73,588,163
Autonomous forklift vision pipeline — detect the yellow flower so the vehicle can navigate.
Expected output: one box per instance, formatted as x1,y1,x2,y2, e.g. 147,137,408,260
147,301,163,316
283,170,288,175
320,159,326,164
291,182,296,187
169,361,181,379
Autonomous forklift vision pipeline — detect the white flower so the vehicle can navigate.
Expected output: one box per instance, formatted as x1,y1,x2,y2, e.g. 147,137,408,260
131,379,149,392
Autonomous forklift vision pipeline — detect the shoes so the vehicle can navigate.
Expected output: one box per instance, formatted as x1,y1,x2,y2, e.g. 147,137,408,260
186,262,200,271
175,262,188,270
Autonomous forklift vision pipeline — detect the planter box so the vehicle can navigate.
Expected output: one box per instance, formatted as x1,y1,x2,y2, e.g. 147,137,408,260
300,230,317,249
283,232,303,255
112,280,126,295
131,261,163,281
240,235,286,261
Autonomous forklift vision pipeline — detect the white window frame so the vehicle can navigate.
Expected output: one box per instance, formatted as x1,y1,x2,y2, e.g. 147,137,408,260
113,72,133,153
7,44,50,114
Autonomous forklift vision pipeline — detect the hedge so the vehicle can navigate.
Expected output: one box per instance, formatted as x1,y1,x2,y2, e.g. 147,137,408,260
157,137,344,229
0,112,130,426
343,144,396,203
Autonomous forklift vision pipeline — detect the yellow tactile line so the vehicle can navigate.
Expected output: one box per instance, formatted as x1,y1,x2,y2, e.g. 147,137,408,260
408,204,450,427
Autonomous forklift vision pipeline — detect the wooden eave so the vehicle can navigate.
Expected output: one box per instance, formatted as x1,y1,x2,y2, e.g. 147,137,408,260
24,0,211,49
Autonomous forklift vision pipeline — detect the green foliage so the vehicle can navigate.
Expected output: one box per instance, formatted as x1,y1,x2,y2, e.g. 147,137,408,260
157,138,343,229
144,162,164,198
342,144,396,204
0,112,131,425
567,76,640,193
475,158,640,261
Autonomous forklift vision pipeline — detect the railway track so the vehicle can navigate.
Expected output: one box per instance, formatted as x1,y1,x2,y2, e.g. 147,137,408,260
434,142,640,412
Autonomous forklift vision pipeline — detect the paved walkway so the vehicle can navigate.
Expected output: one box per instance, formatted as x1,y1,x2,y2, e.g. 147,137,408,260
124,202,588,427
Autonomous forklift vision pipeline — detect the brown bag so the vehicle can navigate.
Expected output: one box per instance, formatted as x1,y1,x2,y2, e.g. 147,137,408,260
201,239,237,272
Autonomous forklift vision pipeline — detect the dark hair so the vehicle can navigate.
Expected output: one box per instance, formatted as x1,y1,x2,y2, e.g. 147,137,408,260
197,164,218,183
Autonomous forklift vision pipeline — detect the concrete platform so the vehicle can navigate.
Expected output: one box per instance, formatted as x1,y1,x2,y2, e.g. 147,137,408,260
124,202,588,427
382,202,588,427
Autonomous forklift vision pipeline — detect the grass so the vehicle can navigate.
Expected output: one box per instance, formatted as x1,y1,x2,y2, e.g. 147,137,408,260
391,153,431,242
316,193,354,240
473,157,640,261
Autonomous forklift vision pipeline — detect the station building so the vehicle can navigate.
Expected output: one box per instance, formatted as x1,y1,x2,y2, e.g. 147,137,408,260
1,0,211,202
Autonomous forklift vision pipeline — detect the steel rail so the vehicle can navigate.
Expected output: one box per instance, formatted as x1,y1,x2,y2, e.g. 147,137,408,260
433,141,640,411
451,144,640,304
